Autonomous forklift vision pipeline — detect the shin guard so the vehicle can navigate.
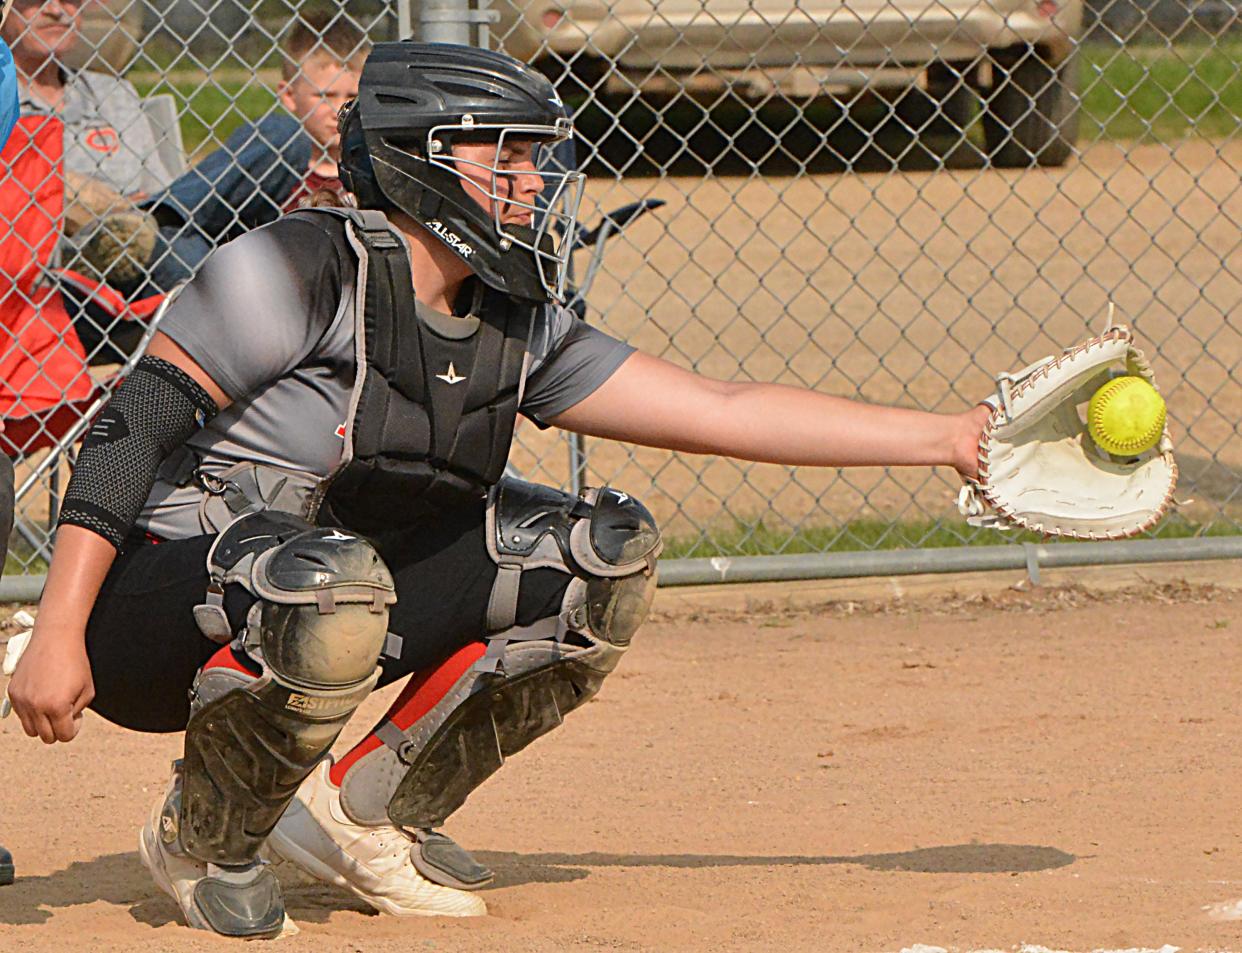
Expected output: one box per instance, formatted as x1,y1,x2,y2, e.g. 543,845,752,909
179,515,395,865
339,628,617,830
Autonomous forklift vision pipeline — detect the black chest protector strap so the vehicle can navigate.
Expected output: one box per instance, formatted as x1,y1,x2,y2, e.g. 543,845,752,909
297,208,536,534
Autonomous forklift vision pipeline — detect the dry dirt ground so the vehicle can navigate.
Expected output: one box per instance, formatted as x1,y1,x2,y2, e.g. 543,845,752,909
3,563,1242,952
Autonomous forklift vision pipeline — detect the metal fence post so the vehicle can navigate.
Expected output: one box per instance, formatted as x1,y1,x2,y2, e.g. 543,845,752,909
415,0,498,47
397,0,414,40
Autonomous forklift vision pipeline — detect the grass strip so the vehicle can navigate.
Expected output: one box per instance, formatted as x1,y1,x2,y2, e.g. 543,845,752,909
660,514,1241,560
1080,38,1242,141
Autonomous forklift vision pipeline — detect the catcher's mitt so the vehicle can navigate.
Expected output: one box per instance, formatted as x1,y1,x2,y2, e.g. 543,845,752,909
957,325,1177,540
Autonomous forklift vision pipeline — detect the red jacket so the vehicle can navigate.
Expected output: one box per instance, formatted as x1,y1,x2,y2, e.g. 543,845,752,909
0,115,94,420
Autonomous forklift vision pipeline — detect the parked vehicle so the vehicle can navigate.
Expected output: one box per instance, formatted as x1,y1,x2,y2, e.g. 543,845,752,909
493,0,1084,166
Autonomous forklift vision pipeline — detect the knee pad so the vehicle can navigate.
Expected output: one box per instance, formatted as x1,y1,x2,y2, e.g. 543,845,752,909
180,513,395,865
484,478,661,644
337,480,661,831
481,478,660,678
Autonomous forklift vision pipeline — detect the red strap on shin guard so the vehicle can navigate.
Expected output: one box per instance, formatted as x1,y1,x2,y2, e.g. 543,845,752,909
330,642,486,788
202,644,260,678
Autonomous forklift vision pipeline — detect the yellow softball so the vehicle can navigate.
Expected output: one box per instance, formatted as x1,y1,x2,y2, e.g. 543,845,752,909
1087,376,1166,456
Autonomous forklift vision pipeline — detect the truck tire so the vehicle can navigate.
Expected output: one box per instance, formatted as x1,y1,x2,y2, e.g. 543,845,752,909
983,46,1079,168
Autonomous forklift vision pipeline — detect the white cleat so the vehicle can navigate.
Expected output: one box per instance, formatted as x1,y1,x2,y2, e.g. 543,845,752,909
267,760,487,918
138,770,296,939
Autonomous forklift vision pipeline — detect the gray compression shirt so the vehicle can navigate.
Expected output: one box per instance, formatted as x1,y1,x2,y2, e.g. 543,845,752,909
137,213,634,540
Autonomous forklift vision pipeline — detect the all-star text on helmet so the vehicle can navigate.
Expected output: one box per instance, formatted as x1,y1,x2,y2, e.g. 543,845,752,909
338,41,585,303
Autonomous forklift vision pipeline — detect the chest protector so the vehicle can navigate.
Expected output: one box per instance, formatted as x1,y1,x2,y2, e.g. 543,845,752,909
299,208,537,533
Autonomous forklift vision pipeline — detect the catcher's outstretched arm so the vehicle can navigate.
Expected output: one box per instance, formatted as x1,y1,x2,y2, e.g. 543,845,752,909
549,351,991,479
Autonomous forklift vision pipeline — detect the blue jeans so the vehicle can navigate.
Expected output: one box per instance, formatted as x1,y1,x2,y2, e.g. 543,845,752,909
129,112,311,297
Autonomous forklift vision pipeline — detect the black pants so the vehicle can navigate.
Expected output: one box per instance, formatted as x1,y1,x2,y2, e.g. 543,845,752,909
85,502,569,733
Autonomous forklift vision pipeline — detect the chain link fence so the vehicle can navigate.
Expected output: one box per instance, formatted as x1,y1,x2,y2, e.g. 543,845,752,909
1,0,1239,585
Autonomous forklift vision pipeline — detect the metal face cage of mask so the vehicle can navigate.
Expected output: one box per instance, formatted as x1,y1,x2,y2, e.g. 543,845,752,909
425,118,585,302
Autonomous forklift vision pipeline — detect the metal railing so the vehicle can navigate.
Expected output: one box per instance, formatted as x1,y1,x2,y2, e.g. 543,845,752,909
1,0,1239,598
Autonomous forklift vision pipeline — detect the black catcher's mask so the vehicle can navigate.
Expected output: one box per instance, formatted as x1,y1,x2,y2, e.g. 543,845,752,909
338,42,584,303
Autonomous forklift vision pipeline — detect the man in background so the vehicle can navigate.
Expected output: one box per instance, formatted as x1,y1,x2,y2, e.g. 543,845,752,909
1,0,173,262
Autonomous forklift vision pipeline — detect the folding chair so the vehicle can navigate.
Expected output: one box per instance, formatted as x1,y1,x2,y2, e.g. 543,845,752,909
142,93,188,178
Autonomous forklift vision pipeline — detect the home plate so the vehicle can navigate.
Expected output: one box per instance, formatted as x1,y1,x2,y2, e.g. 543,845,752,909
897,944,1187,953
1205,898,1242,921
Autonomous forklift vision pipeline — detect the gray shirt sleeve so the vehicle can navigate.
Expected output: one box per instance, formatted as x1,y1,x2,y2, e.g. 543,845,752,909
158,217,348,401
520,302,635,425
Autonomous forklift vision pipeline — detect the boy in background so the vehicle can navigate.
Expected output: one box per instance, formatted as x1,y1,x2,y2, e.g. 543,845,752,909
80,13,368,298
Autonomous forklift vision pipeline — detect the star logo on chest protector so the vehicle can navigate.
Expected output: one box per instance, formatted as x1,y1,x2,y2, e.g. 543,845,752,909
436,362,467,385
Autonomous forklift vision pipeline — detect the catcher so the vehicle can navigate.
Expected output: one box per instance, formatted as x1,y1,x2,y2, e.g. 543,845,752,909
4,41,1172,939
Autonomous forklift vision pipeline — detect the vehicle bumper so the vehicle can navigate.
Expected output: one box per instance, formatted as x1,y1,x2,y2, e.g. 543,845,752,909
503,2,1080,93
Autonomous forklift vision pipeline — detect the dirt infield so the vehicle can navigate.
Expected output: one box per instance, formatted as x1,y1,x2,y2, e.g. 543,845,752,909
4,563,1242,952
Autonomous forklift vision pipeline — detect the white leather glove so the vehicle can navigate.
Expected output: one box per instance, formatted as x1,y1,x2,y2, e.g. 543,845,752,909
957,326,1177,539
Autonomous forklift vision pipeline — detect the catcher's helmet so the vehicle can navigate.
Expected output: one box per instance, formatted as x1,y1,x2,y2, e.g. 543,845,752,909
338,42,584,303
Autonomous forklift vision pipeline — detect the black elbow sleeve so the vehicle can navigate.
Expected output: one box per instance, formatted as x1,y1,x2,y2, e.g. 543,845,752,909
58,356,219,549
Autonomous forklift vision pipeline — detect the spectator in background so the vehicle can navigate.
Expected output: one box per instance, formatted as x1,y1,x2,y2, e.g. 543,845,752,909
1,0,173,262
273,13,363,211
84,14,368,297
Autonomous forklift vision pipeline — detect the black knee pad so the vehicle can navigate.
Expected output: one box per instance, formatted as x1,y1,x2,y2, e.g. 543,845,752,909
483,478,662,640
584,572,655,648
334,480,662,833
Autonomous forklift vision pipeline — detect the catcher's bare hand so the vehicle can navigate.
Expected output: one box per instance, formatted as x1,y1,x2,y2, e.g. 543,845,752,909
6,624,94,744
952,403,992,482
